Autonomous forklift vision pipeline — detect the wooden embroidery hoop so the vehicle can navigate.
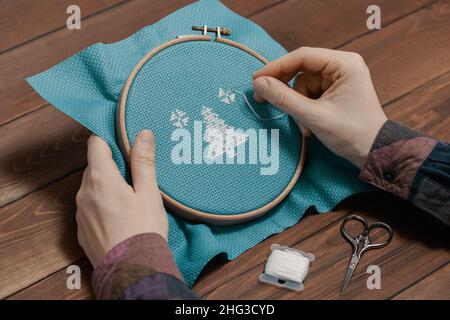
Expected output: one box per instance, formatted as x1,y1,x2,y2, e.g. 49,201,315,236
116,26,306,225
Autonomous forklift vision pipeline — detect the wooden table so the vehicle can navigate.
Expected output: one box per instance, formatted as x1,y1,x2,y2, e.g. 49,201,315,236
1,0,449,300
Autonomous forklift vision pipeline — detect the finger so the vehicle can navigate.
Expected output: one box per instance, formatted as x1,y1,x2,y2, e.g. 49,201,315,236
294,72,326,99
296,82,311,98
321,77,333,93
87,135,117,171
291,80,313,137
254,72,297,103
130,130,158,194
254,74,295,103
255,79,313,137
253,76,321,122
254,47,343,102
254,47,345,82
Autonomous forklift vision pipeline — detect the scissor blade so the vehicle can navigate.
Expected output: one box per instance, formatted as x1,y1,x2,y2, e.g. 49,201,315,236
341,254,359,295
341,266,356,295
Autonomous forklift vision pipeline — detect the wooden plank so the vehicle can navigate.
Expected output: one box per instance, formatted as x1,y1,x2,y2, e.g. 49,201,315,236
223,0,283,16
341,0,450,105
0,0,126,54
0,0,187,126
0,106,89,207
7,259,94,300
203,195,450,299
392,263,450,300
252,0,434,51
0,0,279,126
0,171,83,299
0,0,433,127
384,71,450,141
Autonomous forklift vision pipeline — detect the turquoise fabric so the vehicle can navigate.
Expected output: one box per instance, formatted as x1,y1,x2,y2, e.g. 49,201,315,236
27,0,372,286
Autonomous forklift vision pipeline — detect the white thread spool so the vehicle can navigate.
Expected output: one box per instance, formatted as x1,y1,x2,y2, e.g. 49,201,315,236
259,244,315,291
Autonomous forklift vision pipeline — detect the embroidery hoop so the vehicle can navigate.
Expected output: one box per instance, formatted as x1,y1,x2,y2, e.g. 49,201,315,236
116,26,306,225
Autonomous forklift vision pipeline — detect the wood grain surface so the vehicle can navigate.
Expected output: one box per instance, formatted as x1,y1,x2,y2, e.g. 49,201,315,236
0,0,126,54
0,0,448,300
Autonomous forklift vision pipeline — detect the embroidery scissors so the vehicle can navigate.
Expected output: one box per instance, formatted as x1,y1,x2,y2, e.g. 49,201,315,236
340,214,393,294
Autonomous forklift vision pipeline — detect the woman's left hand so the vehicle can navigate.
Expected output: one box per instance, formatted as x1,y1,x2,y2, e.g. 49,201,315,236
76,130,168,267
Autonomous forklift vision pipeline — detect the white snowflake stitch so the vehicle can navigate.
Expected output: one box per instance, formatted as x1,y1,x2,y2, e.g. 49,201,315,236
170,109,189,128
218,87,236,105
218,88,226,98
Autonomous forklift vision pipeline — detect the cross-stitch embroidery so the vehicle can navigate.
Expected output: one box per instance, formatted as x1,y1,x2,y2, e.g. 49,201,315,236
201,107,247,159
170,109,189,128
218,87,236,105
170,117,280,175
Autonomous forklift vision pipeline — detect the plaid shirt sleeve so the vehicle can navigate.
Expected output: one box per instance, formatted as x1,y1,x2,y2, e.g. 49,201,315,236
91,233,199,300
360,120,450,226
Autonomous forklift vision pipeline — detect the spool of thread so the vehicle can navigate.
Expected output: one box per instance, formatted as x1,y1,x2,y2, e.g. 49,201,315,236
259,244,314,291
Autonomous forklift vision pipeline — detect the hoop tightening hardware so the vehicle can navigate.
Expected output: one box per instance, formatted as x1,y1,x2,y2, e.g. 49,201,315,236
192,25,232,38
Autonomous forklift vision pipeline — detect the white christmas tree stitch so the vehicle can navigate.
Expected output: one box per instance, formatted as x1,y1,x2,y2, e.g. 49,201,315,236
201,107,247,159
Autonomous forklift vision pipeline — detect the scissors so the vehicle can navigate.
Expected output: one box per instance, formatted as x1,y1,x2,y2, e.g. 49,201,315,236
340,214,393,294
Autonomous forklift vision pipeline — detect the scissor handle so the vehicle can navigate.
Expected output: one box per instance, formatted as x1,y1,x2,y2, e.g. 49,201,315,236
341,214,369,249
362,222,393,252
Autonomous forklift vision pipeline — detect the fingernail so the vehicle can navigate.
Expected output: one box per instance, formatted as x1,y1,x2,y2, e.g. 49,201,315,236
253,77,269,103
139,130,153,144
253,77,269,95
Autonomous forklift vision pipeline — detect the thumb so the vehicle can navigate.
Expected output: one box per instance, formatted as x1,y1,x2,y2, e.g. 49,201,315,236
253,76,320,123
130,130,158,194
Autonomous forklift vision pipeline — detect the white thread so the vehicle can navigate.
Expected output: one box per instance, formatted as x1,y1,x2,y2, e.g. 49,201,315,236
230,89,285,122
264,249,311,284
218,87,236,105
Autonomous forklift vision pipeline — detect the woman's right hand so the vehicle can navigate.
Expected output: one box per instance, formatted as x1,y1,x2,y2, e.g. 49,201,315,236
253,47,387,169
